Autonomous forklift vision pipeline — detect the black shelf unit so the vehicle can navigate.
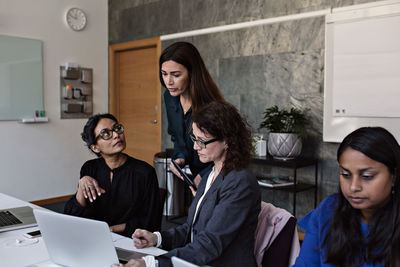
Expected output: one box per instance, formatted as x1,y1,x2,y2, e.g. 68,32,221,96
252,155,318,216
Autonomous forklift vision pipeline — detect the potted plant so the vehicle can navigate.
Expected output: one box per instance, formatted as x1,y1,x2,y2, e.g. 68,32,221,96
259,105,307,160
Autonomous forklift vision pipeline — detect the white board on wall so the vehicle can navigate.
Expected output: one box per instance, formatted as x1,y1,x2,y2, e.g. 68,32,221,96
323,0,400,142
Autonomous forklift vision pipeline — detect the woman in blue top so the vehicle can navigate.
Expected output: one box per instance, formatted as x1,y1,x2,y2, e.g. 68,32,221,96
293,127,400,267
160,42,225,189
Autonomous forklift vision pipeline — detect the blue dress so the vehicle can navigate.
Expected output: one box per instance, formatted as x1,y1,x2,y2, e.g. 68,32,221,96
293,194,376,267
164,90,211,177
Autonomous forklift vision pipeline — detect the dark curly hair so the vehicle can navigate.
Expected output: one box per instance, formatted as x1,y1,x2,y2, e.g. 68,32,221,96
81,113,118,157
324,127,400,266
159,41,225,112
191,101,252,175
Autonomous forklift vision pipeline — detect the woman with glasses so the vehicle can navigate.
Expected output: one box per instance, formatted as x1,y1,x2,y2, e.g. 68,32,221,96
160,41,225,188
64,113,161,237
114,102,261,267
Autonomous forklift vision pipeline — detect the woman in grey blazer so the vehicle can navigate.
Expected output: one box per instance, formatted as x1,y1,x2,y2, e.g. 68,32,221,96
117,102,261,267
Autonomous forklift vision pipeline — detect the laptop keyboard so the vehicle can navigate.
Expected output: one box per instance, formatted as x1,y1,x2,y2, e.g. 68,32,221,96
0,211,22,227
116,247,148,262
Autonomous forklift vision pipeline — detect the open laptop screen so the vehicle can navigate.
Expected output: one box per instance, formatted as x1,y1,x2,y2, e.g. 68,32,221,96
33,209,148,267
0,206,37,232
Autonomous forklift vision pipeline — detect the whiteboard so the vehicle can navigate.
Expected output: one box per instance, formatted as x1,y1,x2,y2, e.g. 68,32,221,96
323,1,400,142
0,35,43,120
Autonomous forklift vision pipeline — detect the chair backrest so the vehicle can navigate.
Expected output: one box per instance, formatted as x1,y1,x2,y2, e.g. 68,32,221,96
262,216,297,267
254,202,299,267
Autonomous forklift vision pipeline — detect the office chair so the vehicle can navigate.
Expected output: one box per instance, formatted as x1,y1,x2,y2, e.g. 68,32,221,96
262,216,297,267
254,202,300,267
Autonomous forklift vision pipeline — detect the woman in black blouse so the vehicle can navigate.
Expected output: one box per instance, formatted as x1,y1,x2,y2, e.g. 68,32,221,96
64,113,161,237
161,42,225,187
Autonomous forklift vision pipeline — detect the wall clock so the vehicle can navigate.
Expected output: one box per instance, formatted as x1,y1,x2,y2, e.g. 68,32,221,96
66,7,87,31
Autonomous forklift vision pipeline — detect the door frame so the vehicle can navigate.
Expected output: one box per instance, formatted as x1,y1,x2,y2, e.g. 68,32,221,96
108,37,162,159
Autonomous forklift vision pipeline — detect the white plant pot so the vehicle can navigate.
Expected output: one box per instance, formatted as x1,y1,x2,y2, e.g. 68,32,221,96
268,133,302,160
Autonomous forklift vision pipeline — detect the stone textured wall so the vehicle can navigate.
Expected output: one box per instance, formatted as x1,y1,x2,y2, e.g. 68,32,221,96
109,0,381,219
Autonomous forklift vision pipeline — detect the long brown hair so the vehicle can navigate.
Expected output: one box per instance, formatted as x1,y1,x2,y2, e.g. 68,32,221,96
159,42,225,112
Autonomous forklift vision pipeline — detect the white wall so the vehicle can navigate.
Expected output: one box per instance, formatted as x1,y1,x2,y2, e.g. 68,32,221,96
0,0,108,201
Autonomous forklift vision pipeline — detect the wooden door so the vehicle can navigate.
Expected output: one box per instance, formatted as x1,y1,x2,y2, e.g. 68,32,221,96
109,38,161,166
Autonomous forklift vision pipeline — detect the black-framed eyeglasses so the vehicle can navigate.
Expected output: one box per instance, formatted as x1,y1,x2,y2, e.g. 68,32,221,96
95,123,124,142
190,133,219,149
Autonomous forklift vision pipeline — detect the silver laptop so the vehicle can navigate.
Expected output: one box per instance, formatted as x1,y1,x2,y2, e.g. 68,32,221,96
0,206,37,232
33,209,147,267
171,256,200,267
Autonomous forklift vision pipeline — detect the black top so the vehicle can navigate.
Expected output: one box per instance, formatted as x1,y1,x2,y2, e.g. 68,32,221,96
64,155,161,237
164,90,211,177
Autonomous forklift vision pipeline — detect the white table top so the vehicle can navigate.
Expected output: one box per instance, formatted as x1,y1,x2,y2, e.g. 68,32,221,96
0,193,41,210
0,193,166,267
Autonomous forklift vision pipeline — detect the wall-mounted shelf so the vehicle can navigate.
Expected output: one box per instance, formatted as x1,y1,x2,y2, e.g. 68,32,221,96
20,117,49,123
60,65,93,119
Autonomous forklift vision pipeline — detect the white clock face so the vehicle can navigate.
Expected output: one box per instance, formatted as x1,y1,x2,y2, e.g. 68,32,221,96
66,8,87,31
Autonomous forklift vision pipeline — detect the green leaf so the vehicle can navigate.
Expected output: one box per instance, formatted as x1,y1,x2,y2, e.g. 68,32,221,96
258,105,308,138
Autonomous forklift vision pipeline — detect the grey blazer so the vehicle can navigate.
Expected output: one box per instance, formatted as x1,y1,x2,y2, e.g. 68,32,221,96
158,168,261,267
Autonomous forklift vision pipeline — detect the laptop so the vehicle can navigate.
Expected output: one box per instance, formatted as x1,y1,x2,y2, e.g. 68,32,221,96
171,256,200,267
0,206,37,232
33,209,148,267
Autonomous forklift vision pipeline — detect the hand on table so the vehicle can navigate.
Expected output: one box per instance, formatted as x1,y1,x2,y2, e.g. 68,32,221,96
132,229,158,248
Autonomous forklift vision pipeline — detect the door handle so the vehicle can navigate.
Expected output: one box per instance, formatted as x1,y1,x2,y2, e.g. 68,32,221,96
150,120,157,124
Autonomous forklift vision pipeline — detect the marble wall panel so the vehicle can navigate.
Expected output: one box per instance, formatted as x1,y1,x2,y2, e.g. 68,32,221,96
119,5,148,42
146,0,181,36
190,16,325,61
180,0,333,31
219,55,266,96
332,0,378,8
109,0,385,217
109,0,380,43
114,0,180,43
218,50,323,140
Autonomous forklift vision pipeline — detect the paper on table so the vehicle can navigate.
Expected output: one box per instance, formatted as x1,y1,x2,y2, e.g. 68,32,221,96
111,232,125,242
111,233,166,257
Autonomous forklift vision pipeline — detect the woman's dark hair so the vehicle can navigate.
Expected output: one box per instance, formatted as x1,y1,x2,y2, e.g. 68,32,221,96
159,42,225,112
324,127,400,266
81,113,118,157
191,101,252,175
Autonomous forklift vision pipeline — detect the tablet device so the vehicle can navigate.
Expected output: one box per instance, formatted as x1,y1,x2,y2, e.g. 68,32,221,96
172,161,196,190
